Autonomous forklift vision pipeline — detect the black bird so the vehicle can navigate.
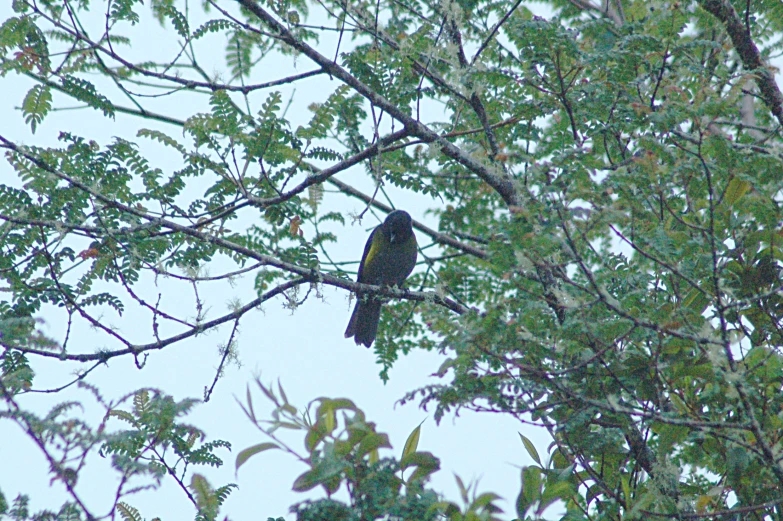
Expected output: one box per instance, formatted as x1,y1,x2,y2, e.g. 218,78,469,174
345,210,418,347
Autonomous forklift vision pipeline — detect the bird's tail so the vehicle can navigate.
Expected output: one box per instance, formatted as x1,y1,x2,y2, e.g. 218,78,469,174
344,298,382,348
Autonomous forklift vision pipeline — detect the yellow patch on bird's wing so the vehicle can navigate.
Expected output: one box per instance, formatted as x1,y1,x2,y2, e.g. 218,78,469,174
362,232,382,274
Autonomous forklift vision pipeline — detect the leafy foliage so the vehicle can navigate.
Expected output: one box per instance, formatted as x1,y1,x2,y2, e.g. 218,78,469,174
0,384,233,521
101,389,232,471
236,379,505,521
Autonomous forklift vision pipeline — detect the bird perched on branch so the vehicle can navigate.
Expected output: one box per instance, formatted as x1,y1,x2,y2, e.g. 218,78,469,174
345,210,417,347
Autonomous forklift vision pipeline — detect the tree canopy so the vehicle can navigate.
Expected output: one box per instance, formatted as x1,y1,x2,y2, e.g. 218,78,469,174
2,0,783,519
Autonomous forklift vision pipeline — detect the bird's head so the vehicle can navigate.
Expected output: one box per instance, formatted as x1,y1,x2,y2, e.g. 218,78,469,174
382,210,413,244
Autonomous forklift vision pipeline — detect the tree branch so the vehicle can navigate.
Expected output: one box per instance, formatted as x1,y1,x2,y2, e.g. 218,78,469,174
0,135,471,363
248,127,411,208
699,0,783,126
325,177,489,259
234,0,522,206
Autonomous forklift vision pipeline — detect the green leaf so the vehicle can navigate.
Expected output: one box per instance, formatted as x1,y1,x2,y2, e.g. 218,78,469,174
152,3,189,38
540,480,574,512
516,466,541,519
401,451,441,483
235,442,279,472
519,432,542,467
60,75,115,118
682,288,710,315
190,474,215,514
116,502,142,521
472,492,503,510
137,128,186,154
724,177,751,207
192,19,240,39
726,445,749,486
620,474,632,510
355,432,391,457
401,422,423,465
21,85,51,133
292,461,343,493
109,0,142,24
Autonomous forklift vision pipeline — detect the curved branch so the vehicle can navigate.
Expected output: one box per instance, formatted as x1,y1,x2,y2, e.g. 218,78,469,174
699,0,783,126
3,278,304,361
248,127,411,208
235,0,523,207
4,272,468,362
27,3,325,95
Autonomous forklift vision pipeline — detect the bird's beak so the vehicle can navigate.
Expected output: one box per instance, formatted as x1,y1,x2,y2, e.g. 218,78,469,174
390,232,396,244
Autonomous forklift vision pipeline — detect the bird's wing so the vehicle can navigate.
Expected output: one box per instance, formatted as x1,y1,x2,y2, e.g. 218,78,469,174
357,226,381,283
